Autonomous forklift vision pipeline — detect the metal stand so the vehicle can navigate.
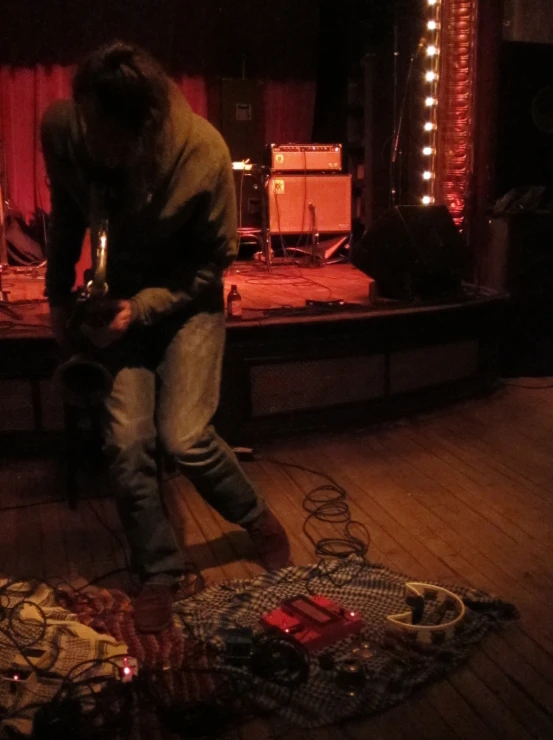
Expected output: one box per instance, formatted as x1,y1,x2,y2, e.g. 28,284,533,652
309,202,320,267
282,202,348,267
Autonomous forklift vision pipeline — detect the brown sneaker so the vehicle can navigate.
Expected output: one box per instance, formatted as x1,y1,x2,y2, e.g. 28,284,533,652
133,584,174,633
245,508,292,571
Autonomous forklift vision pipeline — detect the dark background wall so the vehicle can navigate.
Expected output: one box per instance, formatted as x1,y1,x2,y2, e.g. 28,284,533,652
0,0,319,79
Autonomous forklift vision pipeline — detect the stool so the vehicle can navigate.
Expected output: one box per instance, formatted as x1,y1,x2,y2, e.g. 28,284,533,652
63,404,104,509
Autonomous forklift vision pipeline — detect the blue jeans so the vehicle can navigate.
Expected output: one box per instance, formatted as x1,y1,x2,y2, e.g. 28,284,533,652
101,306,264,585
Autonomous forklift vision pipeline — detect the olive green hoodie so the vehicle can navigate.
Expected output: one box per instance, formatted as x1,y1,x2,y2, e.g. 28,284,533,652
41,81,237,325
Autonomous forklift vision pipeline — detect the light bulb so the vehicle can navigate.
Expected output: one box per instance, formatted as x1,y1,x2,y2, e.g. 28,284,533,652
425,71,436,82
426,45,438,56
424,122,434,131
425,96,436,106
422,195,432,205
427,20,437,30
423,146,433,155
423,171,432,180
428,0,437,5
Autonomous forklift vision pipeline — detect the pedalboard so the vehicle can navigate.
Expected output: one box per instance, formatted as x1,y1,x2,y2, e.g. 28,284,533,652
260,594,363,652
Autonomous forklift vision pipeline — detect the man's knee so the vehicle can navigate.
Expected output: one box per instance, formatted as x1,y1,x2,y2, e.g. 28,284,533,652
160,424,215,464
104,416,156,463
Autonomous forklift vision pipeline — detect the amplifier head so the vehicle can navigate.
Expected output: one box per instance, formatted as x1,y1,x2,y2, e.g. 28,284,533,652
268,143,343,172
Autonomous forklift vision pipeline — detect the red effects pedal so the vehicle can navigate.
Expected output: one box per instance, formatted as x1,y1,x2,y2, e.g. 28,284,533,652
260,594,364,652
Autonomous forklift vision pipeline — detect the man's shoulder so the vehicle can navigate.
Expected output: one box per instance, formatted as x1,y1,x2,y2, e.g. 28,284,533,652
41,99,76,134
190,113,231,166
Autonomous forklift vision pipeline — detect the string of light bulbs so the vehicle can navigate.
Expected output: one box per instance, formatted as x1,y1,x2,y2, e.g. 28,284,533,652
421,0,442,206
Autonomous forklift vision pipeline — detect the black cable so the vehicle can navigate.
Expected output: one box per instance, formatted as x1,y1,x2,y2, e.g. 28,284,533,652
237,167,245,254
273,185,290,260
83,500,134,584
504,381,553,389
259,455,370,562
293,151,308,250
0,492,111,513
389,36,426,207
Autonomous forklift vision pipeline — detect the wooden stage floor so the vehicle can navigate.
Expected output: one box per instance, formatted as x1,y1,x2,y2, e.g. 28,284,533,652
0,260,375,332
0,260,494,336
226,260,374,317
1,384,553,739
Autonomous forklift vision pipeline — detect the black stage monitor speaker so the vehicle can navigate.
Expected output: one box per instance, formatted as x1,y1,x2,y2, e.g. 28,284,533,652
351,205,466,301
208,78,265,163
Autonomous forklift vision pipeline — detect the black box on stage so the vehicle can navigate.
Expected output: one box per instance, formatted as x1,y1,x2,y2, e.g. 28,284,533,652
233,170,262,229
267,174,351,234
351,205,466,300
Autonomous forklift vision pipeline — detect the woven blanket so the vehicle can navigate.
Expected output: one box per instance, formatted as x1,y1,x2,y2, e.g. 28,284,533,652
171,557,518,729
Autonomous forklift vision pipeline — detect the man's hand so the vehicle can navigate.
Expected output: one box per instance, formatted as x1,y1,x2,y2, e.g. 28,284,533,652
81,299,134,348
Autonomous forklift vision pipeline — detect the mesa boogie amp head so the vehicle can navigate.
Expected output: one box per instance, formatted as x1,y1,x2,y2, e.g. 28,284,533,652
268,143,343,172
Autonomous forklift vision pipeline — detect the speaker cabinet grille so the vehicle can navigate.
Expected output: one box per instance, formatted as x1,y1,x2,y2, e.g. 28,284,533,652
249,355,385,417
390,341,479,394
268,174,352,234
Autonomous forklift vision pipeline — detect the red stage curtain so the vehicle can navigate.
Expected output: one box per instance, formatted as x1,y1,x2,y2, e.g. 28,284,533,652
0,66,315,220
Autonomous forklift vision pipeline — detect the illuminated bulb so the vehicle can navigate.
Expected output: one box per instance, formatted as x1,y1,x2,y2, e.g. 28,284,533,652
428,0,437,5
425,97,436,106
350,612,356,617
422,196,432,205
427,20,437,30
425,71,436,82
123,666,132,676
285,628,290,633
424,122,434,131
426,45,438,56
12,674,20,682
423,146,433,155
423,171,433,180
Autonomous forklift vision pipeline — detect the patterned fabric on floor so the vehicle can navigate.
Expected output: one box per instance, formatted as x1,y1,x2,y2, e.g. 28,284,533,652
170,557,518,729
0,558,518,736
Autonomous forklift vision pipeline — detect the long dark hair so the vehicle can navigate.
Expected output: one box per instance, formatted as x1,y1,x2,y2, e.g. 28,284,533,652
73,41,170,209
73,40,169,136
